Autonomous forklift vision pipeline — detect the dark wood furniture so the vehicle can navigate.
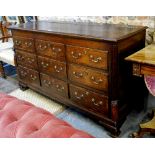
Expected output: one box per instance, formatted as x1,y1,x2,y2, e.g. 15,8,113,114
9,21,147,136
125,44,155,137
0,21,12,42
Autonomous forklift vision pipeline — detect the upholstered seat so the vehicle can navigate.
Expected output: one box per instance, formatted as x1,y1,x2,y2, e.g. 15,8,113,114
0,48,15,66
0,93,93,138
0,42,13,51
144,75,155,97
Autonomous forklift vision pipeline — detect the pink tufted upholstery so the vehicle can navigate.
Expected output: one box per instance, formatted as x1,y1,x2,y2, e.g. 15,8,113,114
0,93,93,138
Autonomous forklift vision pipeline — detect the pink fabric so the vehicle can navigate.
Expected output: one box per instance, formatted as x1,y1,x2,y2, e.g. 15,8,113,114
144,75,155,97
0,93,93,138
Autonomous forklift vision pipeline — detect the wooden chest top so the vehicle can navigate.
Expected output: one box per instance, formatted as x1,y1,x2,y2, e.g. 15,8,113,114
9,21,147,42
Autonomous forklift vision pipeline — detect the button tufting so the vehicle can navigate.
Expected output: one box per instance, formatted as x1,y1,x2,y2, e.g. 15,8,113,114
32,127,39,131
12,118,18,122
0,93,93,138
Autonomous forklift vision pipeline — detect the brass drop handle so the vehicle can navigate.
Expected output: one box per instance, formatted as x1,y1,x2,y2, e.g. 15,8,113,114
89,55,102,63
90,76,103,84
25,41,32,47
73,71,83,78
74,91,84,100
54,65,63,73
17,55,24,61
43,80,51,87
27,58,34,63
91,98,103,106
20,71,27,77
41,62,49,68
71,51,82,59
38,44,47,51
52,47,62,53
56,84,64,92
15,40,22,46
30,75,37,81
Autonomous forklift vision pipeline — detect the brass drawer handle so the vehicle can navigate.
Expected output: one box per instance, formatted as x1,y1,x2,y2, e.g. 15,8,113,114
30,75,37,81
52,47,62,52
54,65,63,73
27,58,35,64
17,55,24,61
89,55,102,63
73,71,83,78
90,76,103,84
41,62,49,68
71,51,82,59
43,79,51,87
38,44,47,51
56,84,64,92
91,98,103,106
25,41,32,47
74,91,84,100
20,70,27,77
15,40,22,46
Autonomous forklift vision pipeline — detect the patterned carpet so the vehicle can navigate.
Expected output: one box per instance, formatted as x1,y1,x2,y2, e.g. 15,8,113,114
1,76,155,137
9,89,66,115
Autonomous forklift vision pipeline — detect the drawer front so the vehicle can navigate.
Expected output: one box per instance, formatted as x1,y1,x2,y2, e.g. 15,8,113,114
67,45,108,70
36,40,65,61
68,64,108,91
70,84,108,116
40,73,68,97
38,56,67,80
17,66,40,87
13,37,34,52
16,50,38,70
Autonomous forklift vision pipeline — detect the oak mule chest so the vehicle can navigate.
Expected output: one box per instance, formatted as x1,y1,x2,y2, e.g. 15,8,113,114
10,21,147,136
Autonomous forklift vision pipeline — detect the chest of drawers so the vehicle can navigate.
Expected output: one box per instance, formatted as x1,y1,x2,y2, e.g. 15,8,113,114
10,21,147,136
